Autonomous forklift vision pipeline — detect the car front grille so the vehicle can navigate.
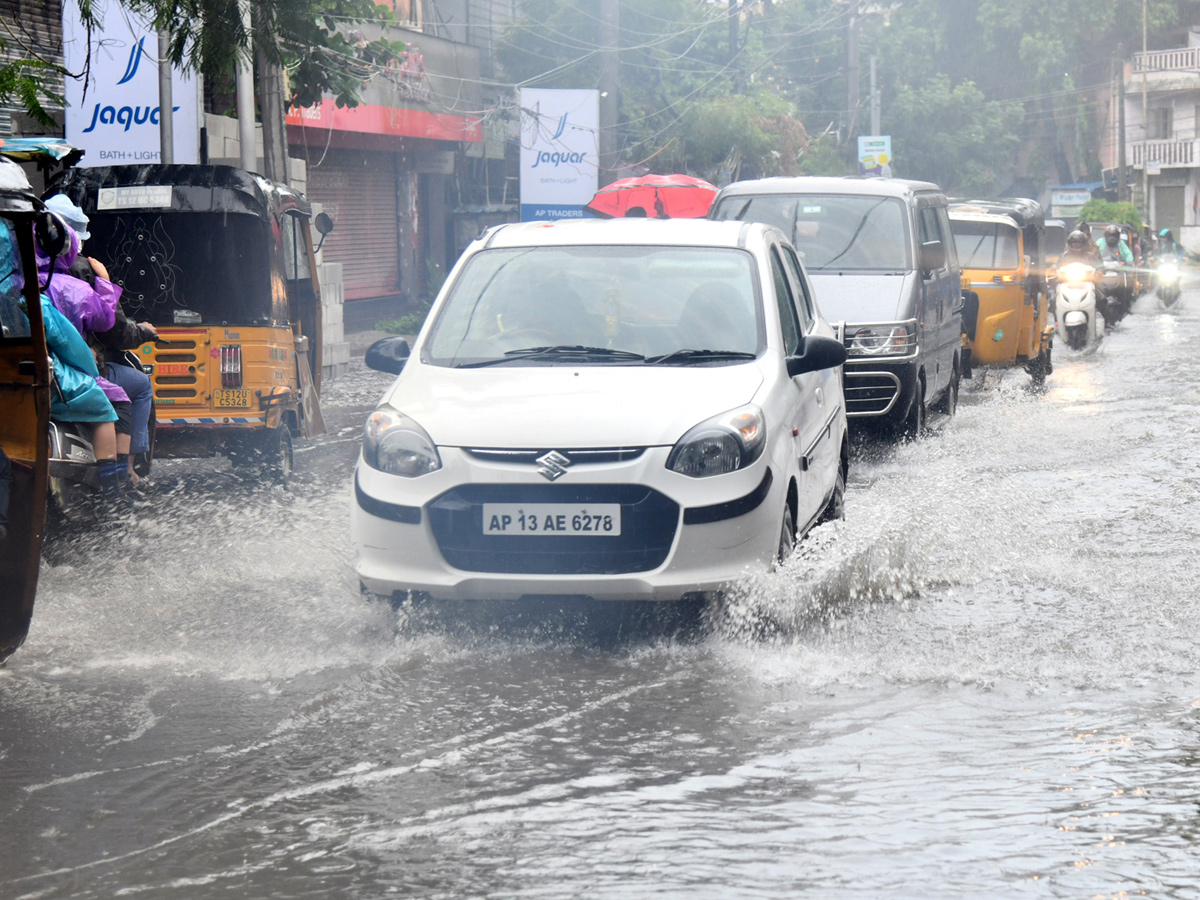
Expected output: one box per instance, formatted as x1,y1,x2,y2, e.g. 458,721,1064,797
844,371,902,416
463,447,646,465
427,483,679,575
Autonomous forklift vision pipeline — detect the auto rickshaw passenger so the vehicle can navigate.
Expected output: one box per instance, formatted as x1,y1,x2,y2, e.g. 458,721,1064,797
46,198,157,484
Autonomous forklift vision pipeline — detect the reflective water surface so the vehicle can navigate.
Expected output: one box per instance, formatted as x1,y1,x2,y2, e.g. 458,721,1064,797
4,287,1200,899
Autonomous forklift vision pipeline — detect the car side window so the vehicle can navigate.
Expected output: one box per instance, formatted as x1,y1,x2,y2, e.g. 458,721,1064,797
934,206,960,271
780,245,815,332
770,247,802,356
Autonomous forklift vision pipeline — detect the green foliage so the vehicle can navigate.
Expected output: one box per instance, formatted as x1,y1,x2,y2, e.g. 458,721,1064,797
376,300,431,336
125,0,404,108
1076,199,1143,231
798,134,853,177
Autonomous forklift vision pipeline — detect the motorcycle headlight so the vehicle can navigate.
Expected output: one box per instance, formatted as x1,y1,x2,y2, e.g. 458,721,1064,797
1160,263,1179,282
1058,262,1094,282
362,406,441,477
847,323,915,357
667,405,765,478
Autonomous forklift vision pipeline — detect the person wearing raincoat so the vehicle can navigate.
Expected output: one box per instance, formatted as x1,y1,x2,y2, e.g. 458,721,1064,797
36,219,143,492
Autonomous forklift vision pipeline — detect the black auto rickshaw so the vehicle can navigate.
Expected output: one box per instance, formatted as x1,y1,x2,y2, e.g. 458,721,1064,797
0,156,68,663
51,165,330,482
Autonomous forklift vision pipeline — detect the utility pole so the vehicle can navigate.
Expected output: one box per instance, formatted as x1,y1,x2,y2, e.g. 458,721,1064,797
845,1,860,139
236,0,256,173
257,46,289,186
729,0,741,93
1117,43,1127,202
157,29,173,164
598,0,619,187
870,55,880,136
1142,0,1149,225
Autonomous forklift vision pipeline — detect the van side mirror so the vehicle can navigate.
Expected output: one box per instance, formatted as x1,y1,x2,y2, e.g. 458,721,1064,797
314,211,334,253
919,240,945,274
786,334,847,377
364,336,410,375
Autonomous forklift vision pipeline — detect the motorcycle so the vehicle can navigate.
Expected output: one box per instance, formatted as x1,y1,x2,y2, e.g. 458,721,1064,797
1054,261,1104,351
1097,261,1133,326
1157,258,1182,307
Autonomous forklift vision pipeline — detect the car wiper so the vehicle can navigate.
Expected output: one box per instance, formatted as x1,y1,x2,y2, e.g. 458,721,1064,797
645,348,757,365
454,345,647,368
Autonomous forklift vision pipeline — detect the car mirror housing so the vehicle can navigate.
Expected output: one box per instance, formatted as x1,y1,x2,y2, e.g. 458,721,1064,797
786,334,847,377
920,240,945,274
365,337,411,375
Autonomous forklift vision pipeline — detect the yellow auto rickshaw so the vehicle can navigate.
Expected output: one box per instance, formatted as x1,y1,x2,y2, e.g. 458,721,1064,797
949,198,1054,384
50,165,330,482
0,158,62,662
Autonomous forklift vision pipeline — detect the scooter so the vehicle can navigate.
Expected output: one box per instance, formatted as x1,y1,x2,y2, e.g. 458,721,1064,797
1054,261,1104,351
1157,257,1182,307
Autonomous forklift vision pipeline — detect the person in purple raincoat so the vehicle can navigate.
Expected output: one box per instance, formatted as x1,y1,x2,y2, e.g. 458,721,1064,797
36,223,140,488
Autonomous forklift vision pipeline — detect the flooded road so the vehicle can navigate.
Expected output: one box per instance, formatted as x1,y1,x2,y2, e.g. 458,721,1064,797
4,286,1200,899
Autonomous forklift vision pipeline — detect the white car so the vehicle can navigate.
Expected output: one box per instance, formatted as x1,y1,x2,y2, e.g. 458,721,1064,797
351,218,848,603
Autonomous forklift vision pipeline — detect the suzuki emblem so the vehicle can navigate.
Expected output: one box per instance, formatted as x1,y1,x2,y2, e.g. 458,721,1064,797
535,450,572,481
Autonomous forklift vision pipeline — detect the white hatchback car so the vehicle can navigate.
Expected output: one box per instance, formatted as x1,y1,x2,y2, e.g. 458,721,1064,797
351,218,848,603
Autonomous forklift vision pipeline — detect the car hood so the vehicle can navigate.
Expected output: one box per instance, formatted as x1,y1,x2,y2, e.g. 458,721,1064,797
807,271,914,323
381,362,766,447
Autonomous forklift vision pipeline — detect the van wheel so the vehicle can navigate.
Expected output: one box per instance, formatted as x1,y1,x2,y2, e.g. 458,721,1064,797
934,361,959,416
901,376,926,440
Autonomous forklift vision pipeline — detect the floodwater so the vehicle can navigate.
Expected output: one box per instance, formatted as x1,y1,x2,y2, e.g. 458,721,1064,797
4,286,1200,898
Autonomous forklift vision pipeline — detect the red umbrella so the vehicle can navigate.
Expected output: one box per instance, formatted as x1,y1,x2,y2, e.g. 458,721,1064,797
585,174,719,219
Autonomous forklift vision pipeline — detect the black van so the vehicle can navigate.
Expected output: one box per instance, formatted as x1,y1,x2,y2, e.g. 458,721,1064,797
710,177,963,437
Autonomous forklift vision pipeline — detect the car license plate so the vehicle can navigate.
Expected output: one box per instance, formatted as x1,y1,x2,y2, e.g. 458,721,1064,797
482,503,621,536
214,389,251,408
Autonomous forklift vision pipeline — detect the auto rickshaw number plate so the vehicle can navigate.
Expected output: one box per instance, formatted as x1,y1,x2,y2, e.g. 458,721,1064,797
215,389,251,408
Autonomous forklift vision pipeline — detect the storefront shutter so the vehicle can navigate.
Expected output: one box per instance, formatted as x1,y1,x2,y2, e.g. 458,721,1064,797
305,148,400,302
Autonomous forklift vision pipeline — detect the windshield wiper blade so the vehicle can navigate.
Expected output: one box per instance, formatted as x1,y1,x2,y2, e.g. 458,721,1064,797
646,348,757,365
455,345,646,368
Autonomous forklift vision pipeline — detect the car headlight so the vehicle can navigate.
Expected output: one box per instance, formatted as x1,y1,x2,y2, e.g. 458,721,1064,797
667,405,765,478
847,323,915,357
362,406,441,477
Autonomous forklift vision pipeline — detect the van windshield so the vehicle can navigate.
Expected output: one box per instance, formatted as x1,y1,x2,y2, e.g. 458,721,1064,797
425,245,761,367
950,220,1020,270
712,194,910,271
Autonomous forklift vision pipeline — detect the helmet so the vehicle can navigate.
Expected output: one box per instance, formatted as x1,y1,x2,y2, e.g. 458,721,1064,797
1105,224,1121,244
1066,230,1089,250
1160,228,1172,238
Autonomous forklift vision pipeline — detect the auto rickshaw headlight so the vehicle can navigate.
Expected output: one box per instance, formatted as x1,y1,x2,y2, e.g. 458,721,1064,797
362,407,441,477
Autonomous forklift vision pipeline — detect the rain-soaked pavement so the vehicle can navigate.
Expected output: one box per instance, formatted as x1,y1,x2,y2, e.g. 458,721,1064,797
4,283,1200,899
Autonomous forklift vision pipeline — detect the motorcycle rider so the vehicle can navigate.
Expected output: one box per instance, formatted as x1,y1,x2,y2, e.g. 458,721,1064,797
1158,227,1181,259
1059,230,1097,265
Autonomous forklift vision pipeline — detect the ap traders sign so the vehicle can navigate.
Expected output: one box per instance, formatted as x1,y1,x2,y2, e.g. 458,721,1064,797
520,89,599,221
62,1,199,166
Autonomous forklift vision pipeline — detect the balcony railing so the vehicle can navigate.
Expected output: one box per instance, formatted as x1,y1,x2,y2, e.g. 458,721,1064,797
1130,139,1199,168
1133,47,1200,73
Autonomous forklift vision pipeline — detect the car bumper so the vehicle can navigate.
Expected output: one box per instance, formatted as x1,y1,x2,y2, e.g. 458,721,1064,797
351,447,785,602
843,358,918,422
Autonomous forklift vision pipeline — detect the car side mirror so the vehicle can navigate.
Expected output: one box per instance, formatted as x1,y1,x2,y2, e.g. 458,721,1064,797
364,337,410,375
786,334,847,377
314,211,334,253
919,240,945,274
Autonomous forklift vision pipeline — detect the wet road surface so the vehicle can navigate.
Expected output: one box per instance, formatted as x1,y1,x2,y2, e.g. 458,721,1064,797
4,284,1200,898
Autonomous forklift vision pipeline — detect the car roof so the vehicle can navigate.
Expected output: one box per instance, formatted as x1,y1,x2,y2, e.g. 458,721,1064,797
714,175,943,201
478,217,765,249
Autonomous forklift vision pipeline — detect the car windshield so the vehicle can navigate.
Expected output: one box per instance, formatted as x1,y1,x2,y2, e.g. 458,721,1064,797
424,245,762,367
950,220,1021,270
712,194,910,271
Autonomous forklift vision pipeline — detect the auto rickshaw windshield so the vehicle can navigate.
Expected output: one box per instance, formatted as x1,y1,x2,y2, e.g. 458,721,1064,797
85,210,275,326
951,221,1021,270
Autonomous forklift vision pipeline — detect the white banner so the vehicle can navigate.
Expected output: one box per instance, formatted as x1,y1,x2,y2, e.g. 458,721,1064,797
62,2,199,166
519,88,599,221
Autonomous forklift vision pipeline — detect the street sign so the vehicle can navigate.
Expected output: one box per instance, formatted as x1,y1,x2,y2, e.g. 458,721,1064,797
519,89,599,221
